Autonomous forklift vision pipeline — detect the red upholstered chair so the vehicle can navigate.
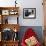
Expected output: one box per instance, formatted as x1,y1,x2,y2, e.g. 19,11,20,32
21,28,41,46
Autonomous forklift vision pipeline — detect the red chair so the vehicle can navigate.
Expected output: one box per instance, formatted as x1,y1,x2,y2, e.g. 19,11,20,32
21,28,41,46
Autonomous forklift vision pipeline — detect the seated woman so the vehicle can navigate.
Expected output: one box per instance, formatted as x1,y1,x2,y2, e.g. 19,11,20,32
21,28,41,46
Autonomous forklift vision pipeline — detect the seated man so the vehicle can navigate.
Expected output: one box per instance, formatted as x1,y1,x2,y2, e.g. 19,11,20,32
21,28,41,46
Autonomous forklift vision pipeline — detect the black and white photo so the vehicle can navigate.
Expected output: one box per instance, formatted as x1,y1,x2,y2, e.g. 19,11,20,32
23,8,36,19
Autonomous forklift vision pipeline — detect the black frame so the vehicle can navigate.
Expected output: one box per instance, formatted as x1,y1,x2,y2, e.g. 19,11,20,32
23,8,36,19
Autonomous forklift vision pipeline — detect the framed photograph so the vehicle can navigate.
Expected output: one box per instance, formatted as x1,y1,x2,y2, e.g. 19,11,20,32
23,8,36,19
9,10,18,15
2,10,9,15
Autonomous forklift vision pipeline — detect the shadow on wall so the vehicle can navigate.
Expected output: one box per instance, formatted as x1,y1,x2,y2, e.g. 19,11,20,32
18,26,44,44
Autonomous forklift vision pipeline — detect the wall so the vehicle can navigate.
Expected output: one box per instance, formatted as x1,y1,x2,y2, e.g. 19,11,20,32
0,0,44,26
0,0,15,7
18,0,44,26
